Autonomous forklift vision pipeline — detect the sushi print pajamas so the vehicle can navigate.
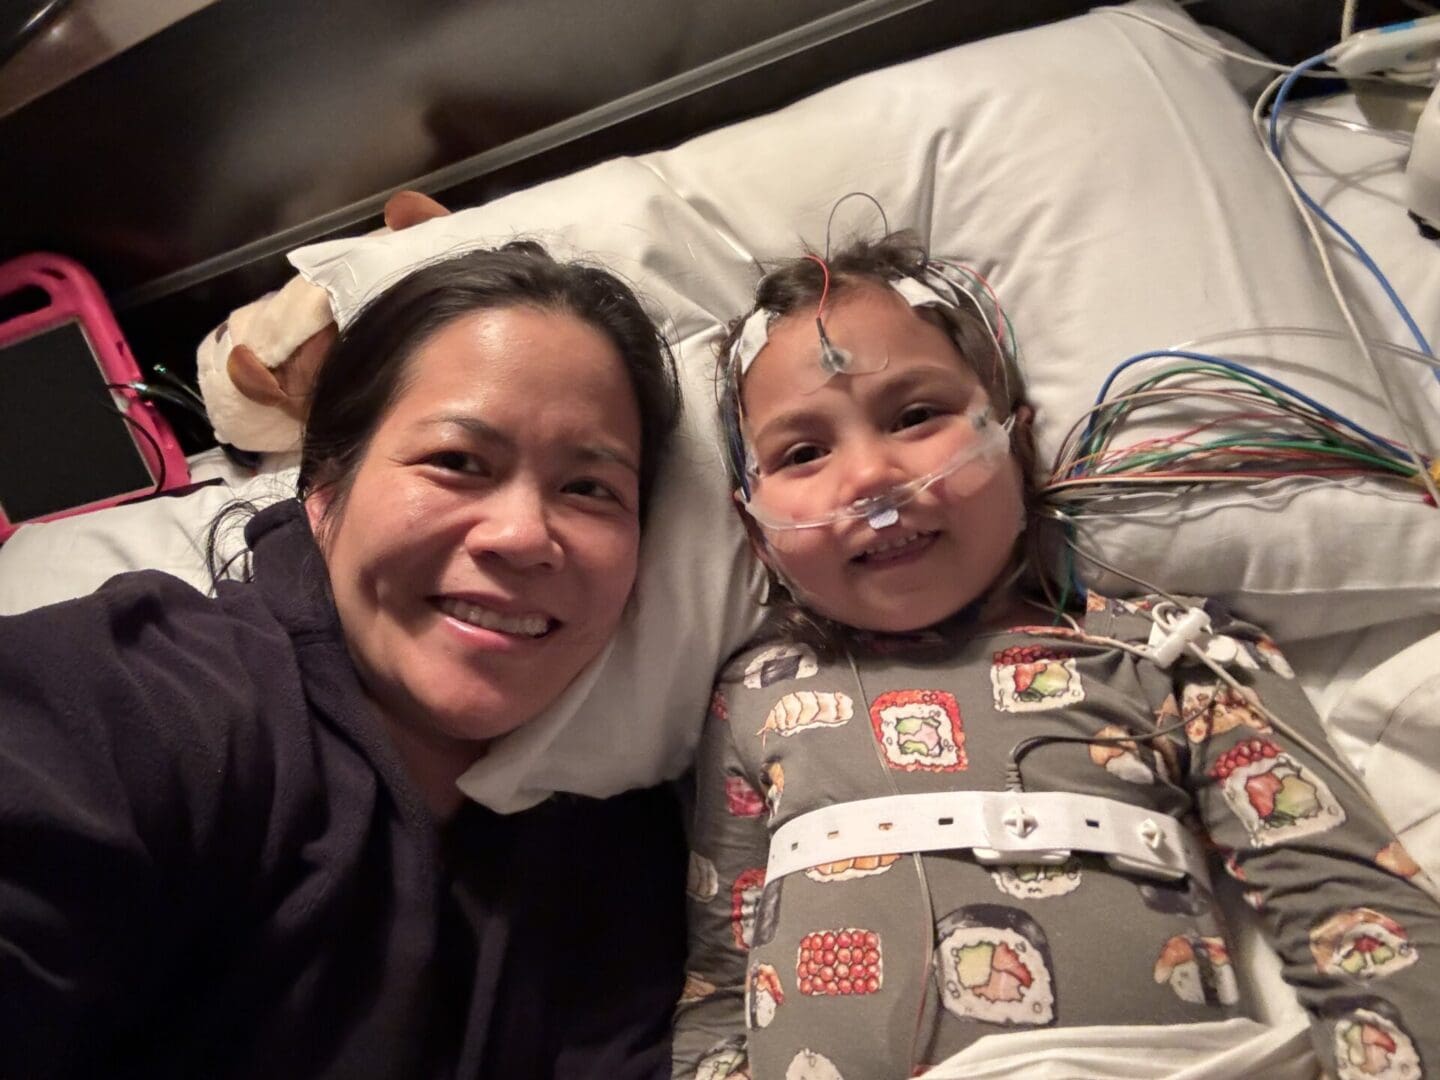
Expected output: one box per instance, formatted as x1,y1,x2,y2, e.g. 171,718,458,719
672,595,1440,1080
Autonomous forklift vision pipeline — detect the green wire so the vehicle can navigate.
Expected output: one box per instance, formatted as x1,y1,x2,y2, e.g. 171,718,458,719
1097,436,1412,477
1073,362,1400,476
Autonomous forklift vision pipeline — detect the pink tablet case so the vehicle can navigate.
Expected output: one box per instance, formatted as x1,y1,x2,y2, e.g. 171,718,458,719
0,253,191,541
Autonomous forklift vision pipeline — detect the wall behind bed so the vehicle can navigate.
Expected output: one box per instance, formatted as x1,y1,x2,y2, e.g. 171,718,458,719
0,0,1412,447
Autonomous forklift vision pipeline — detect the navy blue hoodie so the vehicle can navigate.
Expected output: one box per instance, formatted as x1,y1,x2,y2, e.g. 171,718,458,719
0,499,686,1078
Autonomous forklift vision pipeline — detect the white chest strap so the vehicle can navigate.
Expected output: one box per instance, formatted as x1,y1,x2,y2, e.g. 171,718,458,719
767,790,1208,884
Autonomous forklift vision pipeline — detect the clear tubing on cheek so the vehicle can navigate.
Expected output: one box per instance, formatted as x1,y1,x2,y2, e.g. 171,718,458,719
756,445,1011,561
742,408,1012,534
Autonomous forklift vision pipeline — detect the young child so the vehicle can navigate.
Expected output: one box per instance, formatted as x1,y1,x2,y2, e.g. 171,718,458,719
671,234,1440,1079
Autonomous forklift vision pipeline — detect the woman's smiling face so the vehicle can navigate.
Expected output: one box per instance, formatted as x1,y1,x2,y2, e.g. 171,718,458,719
739,284,1024,632
309,304,643,753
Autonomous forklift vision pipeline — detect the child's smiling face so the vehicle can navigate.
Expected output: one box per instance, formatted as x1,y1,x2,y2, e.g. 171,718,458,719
738,283,1025,632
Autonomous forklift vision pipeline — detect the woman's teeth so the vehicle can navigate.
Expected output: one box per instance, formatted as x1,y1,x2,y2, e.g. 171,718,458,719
439,598,552,637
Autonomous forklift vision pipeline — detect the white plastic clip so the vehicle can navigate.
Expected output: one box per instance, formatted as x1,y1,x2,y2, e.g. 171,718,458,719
1138,818,1163,850
1147,606,1211,669
1003,806,1038,839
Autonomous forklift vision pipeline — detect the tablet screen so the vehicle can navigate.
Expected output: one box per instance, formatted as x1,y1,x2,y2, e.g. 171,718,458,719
0,319,157,524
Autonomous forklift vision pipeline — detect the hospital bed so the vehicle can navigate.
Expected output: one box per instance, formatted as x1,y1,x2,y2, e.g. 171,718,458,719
1,0,1438,1072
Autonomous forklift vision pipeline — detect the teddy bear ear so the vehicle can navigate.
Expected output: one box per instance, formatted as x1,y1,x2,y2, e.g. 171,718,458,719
227,344,287,407
383,190,450,231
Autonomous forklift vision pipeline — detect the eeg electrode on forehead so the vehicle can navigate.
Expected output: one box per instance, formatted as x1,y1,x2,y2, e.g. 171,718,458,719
721,243,1021,533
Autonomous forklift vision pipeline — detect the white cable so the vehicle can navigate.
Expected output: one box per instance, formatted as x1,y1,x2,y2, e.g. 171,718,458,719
1280,106,1417,144
1092,6,1330,75
1098,3,1418,88
1173,326,1440,370
1094,4,1440,505
1068,579,1402,826
1342,0,1360,41
1252,74,1440,504
1062,522,1421,825
1041,474,1424,522
1174,626,1396,825
1060,531,1187,606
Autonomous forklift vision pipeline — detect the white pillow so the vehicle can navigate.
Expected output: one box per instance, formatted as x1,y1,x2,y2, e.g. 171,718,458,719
0,459,299,614
7,0,1434,809
290,0,1440,807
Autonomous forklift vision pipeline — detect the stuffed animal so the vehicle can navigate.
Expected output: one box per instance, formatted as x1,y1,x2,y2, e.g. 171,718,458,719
195,190,450,453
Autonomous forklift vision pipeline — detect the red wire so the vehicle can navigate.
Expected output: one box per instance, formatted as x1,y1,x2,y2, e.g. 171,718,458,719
804,253,832,320
952,261,1008,353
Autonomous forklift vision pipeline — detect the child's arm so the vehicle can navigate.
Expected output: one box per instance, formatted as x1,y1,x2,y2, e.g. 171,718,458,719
671,683,768,1079
1177,622,1440,1077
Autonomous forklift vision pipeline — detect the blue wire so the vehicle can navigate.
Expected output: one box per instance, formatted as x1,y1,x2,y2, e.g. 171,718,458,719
1269,53,1437,366
1077,349,1411,476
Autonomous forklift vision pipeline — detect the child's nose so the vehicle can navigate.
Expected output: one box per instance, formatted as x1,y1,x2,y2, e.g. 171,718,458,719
462,481,564,571
839,436,910,506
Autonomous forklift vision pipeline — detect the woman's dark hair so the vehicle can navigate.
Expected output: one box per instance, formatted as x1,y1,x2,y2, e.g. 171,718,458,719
300,240,682,532
716,231,1046,655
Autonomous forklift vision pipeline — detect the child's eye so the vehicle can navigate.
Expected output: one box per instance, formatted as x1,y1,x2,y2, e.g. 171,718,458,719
777,443,826,470
894,404,945,431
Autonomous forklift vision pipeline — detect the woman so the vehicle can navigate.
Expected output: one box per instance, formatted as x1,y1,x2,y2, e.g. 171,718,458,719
0,244,687,1078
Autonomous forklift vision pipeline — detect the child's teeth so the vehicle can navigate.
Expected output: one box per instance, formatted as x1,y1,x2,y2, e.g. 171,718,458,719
866,531,921,556
440,599,550,637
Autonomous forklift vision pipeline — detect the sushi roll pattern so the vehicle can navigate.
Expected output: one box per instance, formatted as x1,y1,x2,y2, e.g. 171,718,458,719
1253,636,1295,679
725,775,766,818
784,1049,845,1080
758,691,853,741
1327,998,1424,1080
1375,841,1424,883
1153,934,1239,1006
681,972,718,1003
868,688,967,772
804,853,901,883
744,644,819,689
990,646,1085,713
796,928,882,997
989,859,1083,899
1209,737,1346,847
1087,724,1155,785
1310,908,1418,981
731,868,767,950
746,962,785,1029
1137,877,1212,917
687,852,719,903
761,760,785,821
936,904,1057,1026
753,877,783,949
1182,684,1270,744
695,1037,751,1080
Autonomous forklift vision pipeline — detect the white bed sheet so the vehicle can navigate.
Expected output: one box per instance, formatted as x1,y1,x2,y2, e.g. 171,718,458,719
1274,84,1440,884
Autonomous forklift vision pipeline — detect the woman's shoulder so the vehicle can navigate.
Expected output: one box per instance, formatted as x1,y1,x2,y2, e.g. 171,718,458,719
3,566,284,667
0,567,299,759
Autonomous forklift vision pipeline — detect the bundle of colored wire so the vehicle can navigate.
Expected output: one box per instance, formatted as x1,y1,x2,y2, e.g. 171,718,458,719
1042,350,1434,514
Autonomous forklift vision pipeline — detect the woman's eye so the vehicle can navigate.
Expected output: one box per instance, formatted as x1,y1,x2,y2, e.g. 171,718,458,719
777,444,826,470
428,450,486,475
563,478,620,502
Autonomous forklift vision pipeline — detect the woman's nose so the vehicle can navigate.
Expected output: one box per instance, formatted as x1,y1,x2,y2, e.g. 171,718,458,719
463,481,564,571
